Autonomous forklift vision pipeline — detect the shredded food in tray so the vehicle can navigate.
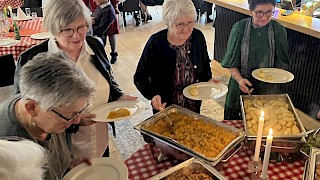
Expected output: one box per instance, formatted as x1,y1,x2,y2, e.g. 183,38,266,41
146,112,237,158
163,166,216,180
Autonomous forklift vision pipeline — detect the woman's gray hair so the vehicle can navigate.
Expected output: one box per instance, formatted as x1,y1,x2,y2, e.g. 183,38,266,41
0,139,47,180
19,52,95,111
162,0,197,28
43,0,92,36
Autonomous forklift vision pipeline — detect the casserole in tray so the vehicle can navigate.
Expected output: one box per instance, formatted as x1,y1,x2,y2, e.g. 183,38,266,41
148,158,226,180
134,105,245,165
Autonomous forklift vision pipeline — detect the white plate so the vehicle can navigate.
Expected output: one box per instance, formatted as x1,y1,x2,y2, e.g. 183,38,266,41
0,39,20,47
62,157,128,180
30,32,52,40
91,100,145,122
183,82,228,100
252,68,294,83
14,17,32,21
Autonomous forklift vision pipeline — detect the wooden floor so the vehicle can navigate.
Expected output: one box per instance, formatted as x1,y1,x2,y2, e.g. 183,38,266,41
109,6,230,95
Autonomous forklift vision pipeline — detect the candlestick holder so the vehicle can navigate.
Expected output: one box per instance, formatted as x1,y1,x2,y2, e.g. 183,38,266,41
248,157,262,180
259,175,268,180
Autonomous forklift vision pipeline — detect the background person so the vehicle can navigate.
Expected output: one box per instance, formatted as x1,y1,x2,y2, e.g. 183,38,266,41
221,0,290,120
14,0,137,159
0,52,95,180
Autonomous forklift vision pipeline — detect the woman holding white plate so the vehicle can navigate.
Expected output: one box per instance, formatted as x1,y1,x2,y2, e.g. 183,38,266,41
14,0,137,160
221,0,291,120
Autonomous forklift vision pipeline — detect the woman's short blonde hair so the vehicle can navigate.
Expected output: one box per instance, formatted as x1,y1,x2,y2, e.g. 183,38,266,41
43,0,92,36
162,0,197,28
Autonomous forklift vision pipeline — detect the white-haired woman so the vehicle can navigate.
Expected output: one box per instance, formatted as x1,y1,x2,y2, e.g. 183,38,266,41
0,139,47,180
14,0,137,159
134,0,212,114
1,52,95,179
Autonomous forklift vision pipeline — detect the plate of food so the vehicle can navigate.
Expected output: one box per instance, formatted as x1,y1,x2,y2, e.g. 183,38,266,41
30,32,52,40
0,39,20,47
252,68,294,83
183,82,228,100
62,157,128,180
91,100,145,122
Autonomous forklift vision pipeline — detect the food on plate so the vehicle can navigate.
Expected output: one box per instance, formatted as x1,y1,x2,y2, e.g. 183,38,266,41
189,85,198,96
266,75,274,81
301,130,320,155
243,98,300,135
316,163,320,180
257,69,265,78
146,112,237,158
163,166,214,180
107,108,130,119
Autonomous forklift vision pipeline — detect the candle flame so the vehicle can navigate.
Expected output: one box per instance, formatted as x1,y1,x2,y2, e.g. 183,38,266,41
269,128,273,136
261,110,264,117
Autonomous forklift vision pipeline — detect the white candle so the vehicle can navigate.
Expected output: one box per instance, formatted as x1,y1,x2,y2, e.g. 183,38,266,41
261,128,273,179
254,110,265,161
8,6,13,18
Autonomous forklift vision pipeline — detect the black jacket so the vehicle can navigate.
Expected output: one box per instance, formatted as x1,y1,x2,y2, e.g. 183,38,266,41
14,36,123,102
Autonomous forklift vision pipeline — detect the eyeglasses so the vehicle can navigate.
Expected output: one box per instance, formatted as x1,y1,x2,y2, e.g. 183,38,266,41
254,10,274,18
60,25,88,38
50,101,90,122
174,21,196,31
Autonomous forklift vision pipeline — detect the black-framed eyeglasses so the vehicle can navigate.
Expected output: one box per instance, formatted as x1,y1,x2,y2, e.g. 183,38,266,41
254,10,274,18
60,25,89,38
174,21,196,31
50,101,90,122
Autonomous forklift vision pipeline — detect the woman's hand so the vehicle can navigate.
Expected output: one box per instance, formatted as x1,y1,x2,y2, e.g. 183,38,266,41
118,95,138,101
69,156,92,169
238,78,254,93
79,113,96,126
151,95,166,110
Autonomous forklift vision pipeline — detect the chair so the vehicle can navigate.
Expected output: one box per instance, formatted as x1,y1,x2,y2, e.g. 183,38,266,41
120,0,141,27
0,54,16,87
192,0,207,24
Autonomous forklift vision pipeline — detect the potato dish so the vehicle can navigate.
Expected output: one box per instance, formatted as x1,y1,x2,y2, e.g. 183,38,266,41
107,108,130,119
163,167,215,180
146,112,237,158
243,99,300,135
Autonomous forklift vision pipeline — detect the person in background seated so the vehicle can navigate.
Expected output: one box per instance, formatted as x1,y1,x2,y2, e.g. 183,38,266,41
134,0,213,114
0,139,47,180
0,52,94,180
14,0,137,161
221,0,290,120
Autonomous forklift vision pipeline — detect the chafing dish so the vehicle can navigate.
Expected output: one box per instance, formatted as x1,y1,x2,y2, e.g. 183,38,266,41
304,147,320,180
240,94,307,140
134,104,245,165
148,157,226,180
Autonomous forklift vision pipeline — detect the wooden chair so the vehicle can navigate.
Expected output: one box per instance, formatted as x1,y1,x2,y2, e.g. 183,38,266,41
0,54,16,87
120,0,141,27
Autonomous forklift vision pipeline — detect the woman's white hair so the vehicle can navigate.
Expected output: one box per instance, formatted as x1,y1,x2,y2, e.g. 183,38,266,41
162,0,197,28
43,0,92,36
0,139,48,180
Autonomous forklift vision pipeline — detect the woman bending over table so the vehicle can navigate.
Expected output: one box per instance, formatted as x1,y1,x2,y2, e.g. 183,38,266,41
134,0,213,114
0,52,94,180
221,0,290,120
14,0,136,160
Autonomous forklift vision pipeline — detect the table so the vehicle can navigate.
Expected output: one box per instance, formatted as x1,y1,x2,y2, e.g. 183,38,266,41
0,0,22,11
124,120,305,179
0,17,44,61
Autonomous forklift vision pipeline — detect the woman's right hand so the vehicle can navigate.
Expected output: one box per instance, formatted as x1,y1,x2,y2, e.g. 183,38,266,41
238,78,254,93
151,95,166,111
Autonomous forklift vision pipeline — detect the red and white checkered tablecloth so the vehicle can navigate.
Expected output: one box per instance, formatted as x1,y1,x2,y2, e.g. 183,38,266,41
0,17,45,61
0,0,22,11
124,120,305,180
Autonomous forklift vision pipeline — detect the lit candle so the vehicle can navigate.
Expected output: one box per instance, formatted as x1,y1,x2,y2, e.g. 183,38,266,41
254,110,265,161
8,6,12,18
261,128,273,179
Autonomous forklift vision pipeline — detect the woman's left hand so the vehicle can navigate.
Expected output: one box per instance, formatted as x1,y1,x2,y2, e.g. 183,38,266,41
79,113,96,126
69,156,92,169
118,95,138,101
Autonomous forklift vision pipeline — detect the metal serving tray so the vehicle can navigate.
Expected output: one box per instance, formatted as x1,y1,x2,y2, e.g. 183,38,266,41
148,157,226,180
240,94,307,139
134,104,245,165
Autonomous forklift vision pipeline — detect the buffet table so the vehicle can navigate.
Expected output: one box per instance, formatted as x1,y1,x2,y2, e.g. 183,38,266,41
124,120,305,179
0,17,45,61
206,0,320,114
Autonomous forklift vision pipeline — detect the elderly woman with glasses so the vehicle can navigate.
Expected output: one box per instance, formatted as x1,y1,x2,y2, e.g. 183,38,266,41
14,0,136,160
0,52,95,180
221,0,290,120
134,0,213,114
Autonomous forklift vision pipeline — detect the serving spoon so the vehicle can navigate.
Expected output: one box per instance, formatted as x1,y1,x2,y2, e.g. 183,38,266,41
247,91,261,108
159,108,174,133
